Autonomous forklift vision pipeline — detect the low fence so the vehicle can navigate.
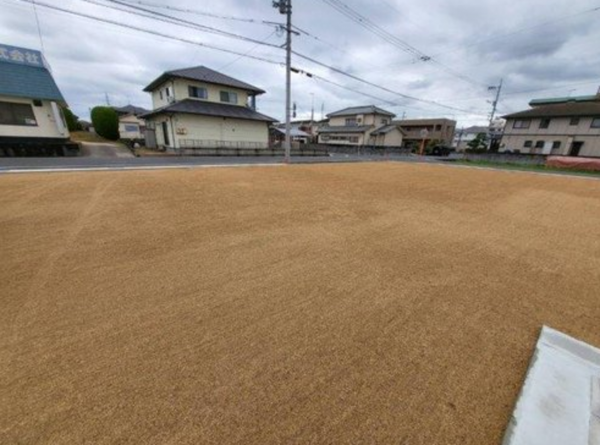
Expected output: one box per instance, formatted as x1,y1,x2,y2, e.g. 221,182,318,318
321,144,412,156
180,139,269,150
461,152,548,166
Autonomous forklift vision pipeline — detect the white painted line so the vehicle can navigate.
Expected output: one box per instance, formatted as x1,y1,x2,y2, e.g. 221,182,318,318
0,163,284,174
503,326,600,445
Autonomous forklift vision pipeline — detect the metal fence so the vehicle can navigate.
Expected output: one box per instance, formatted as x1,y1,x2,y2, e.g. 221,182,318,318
180,139,269,149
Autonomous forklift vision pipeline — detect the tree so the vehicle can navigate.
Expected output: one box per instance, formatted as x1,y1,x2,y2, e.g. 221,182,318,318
62,107,82,132
91,106,120,141
466,133,488,153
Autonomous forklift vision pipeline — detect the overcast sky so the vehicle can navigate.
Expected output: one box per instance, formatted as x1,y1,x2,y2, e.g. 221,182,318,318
1,0,599,126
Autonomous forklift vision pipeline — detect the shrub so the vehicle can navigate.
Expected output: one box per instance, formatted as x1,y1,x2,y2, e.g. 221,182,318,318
62,107,82,132
91,106,120,141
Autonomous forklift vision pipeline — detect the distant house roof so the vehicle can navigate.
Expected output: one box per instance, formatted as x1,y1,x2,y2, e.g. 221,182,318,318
0,44,64,102
327,105,395,118
394,118,456,126
503,102,600,119
460,126,489,135
529,94,600,106
141,99,276,122
370,124,405,136
318,125,373,134
272,127,311,138
113,105,150,116
143,66,266,94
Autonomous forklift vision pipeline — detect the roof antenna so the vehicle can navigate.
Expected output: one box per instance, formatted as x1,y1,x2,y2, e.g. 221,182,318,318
32,0,46,54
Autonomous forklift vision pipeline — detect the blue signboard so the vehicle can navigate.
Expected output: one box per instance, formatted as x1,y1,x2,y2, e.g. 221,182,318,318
0,44,44,67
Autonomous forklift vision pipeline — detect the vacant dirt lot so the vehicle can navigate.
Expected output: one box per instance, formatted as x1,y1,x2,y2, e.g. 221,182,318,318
1,163,600,444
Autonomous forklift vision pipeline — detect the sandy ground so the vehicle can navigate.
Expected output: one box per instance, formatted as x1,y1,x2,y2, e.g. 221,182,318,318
1,163,600,444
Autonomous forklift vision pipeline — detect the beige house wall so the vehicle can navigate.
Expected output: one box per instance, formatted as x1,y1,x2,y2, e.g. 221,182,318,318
151,79,250,109
148,114,269,149
398,119,456,146
0,95,68,139
328,112,392,127
118,114,145,139
501,116,600,157
367,129,404,147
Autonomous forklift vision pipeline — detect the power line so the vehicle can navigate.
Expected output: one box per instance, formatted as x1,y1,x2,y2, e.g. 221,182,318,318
15,0,286,65
31,0,45,53
116,0,263,24
320,0,486,88
103,0,284,49
434,4,600,61
217,30,278,71
89,0,485,113
12,0,485,115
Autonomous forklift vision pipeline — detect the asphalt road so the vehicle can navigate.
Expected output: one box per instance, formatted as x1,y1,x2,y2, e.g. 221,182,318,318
0,153,436,173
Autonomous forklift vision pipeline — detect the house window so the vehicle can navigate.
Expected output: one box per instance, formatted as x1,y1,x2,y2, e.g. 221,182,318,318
591,117,600,129
524,140,533,148
435,124,442,131
535,141,544,148
220,91,238,104
513,119,531,129
345,118,358,126
350,136,359,143
539,118,551,129
165,87,172,97
188,86,208,99
381,118,389,125
0,101,38,126
124,124,139,132
552,141,561,150
159,90,163,100
570,117,580,126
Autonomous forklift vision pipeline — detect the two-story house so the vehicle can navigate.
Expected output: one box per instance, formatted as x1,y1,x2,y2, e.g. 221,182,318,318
395,118,456,149
317,106,404,147
501,93,600,157
0,43,72,156
141,66,276,151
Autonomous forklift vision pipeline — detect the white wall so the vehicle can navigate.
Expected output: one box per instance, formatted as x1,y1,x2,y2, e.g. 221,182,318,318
147,114,269,148
0,95,68,139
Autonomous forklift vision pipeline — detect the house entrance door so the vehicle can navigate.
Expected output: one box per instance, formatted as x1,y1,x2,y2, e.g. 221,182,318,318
570,141,583,157
162,121,170,146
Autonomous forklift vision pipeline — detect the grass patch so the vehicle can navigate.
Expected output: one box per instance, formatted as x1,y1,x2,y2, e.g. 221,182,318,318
453,159,600,178
69,131,112,143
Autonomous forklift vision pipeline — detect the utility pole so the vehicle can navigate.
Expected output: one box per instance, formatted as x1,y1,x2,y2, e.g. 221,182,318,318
310,92,315,124
105,92,111,106
274,0,292,163
488,78,503,151
488,78,503,128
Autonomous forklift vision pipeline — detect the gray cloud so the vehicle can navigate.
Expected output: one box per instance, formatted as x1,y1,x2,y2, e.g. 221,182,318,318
1,0,599,126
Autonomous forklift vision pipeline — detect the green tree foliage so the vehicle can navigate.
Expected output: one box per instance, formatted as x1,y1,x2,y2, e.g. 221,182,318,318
91,106,120,141
62,107,82,132
466,133,488,153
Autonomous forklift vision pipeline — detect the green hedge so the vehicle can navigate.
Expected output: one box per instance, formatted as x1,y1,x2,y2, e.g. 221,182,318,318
91,106,120,141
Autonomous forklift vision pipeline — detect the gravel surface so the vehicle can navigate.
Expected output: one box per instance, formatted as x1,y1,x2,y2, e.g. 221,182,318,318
1,162,599,444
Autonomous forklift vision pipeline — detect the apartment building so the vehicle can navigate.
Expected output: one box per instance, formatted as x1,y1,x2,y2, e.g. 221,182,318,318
141,66,276,150
501,93,600,157
318,105,404,147
395,118,456,149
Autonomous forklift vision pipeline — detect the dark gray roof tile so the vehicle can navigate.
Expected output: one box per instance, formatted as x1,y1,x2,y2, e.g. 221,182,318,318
144,66,265,94
141,99,276,122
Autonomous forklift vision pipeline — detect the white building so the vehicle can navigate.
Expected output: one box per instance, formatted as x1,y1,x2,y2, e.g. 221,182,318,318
0,43,72,155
